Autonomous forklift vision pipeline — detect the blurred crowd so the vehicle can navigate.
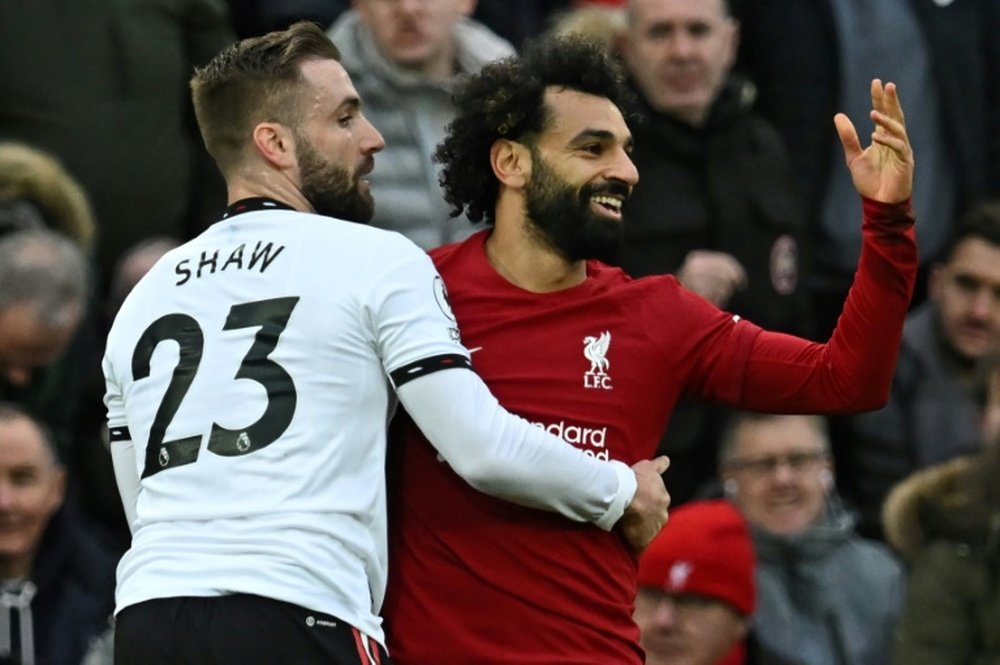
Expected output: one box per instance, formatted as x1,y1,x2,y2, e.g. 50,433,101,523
0,0,997,663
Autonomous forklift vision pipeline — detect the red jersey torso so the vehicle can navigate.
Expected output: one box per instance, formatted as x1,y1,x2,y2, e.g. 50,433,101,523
384,231,760,664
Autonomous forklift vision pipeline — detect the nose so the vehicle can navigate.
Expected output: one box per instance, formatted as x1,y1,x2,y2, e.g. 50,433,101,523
654,596,679,628
970,289,995,319
771,459,797,484
667,30,697,58
610,149,639,189
396,0,422,14
360,116,386,155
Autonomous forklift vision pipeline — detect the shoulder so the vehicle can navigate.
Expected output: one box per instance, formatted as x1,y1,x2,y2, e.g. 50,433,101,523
453,17,515,71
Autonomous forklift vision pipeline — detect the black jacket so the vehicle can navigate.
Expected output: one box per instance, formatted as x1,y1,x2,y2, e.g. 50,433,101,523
0,507,118,665
620,77,810,337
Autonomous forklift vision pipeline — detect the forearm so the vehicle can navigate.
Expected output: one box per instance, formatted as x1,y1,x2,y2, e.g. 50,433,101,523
741,198,917,413
396,368,636,530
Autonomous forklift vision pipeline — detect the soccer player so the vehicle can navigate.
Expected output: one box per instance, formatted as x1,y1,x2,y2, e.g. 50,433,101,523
382,36,916,664
102,23,670,665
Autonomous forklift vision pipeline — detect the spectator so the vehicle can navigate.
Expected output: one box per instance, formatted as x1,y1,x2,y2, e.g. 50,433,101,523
0,402,117,665
0,143,95,252
0,142,104,468
720,412,905,665
636,499,790,665
382,33,916,665
0,0,235,283
0,230,89,458
882,358,1000,665
732,0,1000,338
327,0,514,250
615,0,810,506
844,201,1000,538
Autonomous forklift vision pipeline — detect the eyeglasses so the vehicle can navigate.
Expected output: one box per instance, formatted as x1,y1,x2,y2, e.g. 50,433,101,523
724,451,827,478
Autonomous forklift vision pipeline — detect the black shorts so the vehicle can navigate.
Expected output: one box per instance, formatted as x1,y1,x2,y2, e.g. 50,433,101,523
115,594,391,665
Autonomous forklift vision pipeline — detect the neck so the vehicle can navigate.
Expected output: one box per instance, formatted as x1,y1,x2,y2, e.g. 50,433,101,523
487,196,587,293
227,167,313,213
0,554,31,580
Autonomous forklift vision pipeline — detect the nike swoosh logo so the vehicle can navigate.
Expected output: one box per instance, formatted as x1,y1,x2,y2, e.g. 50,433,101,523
468,347,483,354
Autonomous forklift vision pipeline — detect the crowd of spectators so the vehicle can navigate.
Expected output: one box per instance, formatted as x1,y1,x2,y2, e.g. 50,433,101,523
1,0,997,662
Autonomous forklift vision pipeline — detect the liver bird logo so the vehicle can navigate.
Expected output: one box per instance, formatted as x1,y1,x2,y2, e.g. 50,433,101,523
583,331,611,376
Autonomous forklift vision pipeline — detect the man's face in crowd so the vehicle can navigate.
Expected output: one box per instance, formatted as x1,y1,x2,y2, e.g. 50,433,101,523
293,59,386,223
354,0,473,72
634,589,748,665
929,236,1000,361
0,302,80,389
0,414,65,577
721,415,831,536
621,0,737,125
522,88,638,263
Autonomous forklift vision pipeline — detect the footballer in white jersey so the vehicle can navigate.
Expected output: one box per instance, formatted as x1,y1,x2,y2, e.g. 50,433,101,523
103,201,639,648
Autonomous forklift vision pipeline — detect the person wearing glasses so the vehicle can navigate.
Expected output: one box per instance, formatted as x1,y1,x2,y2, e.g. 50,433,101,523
718,412,904,665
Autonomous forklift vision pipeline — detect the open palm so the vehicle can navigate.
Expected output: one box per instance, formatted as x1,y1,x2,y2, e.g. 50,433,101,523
834,79,914,204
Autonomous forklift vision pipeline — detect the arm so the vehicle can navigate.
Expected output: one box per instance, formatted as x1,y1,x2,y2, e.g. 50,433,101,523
396,366,670,541
691,81,917,414
104,362,139,534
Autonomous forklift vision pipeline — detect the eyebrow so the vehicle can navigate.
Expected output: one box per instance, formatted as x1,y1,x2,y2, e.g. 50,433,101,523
569,129,634,152
335,96,361,114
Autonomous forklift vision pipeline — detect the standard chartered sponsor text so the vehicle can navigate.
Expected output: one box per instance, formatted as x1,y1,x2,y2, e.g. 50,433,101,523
530,420,609,460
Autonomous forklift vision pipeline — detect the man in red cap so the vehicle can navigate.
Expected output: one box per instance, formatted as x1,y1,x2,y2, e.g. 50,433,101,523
635,499,770,665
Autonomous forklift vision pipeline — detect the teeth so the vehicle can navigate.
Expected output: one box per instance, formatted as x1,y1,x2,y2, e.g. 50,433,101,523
592,195,622,211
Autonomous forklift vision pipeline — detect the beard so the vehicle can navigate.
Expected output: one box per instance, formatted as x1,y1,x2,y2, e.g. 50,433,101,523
296,137,375,223
523,152,625,264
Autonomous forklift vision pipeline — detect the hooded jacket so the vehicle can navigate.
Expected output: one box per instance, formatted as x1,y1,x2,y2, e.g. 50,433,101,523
327,11,515,250
883,456,1000,665
751,503,905,665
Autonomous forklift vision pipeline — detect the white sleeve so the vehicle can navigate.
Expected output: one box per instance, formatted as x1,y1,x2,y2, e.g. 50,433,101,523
103,353,140,534
111,438,140,534
396,368,637,531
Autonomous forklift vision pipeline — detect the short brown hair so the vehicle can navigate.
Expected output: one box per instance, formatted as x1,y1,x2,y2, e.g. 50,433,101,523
190,21,341,175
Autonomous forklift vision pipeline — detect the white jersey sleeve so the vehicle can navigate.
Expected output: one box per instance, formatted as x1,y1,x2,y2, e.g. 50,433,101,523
396,370,636,530
368,238,636,530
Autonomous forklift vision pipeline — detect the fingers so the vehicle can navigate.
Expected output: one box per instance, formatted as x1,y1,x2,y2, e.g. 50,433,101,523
652,455,670,474
834,112,861,163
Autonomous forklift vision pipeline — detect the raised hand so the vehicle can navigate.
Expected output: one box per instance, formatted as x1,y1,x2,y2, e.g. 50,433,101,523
619,455,671,553
834,79,914,204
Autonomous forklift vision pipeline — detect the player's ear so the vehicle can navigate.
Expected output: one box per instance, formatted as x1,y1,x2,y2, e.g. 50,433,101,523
252,122,298,170
490,139,531,189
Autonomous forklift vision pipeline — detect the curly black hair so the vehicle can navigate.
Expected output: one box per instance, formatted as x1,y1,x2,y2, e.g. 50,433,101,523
435,35,632,226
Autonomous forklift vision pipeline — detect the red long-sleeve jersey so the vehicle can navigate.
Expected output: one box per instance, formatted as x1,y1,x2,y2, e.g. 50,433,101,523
384,199,916,664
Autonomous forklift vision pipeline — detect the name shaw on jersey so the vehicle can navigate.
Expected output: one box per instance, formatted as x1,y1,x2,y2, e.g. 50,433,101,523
530,419,609,460
174,241,286,286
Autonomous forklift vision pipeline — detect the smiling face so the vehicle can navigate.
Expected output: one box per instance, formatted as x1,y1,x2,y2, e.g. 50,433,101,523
292,58,386,222
622,0,737,125
721,415,831,536
522,87,638,262
0,413,65,579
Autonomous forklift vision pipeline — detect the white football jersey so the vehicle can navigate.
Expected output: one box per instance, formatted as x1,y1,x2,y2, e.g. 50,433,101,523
103,204,468,643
